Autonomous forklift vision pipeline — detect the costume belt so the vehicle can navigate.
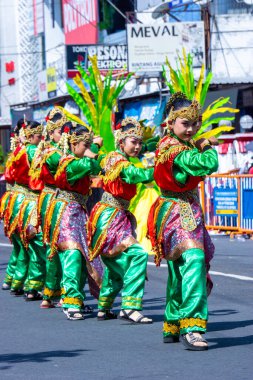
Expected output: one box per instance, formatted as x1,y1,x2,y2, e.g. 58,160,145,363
101,191,130,210
55,189,88,208
161,189,199,232
42,185,57,194
13,183,39,200
6,183,14,192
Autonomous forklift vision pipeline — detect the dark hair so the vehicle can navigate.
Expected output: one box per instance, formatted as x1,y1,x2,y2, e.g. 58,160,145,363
29,121,42,130
165,93,192,117
121,122,136,133
47,110,63,124
61,121,90,136
14,118,29,135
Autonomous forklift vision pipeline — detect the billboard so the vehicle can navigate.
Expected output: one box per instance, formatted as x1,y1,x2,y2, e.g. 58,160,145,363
127,21,205,72
211,14,253,83
46,67,57,98
63,0,98,45
66,44,127,78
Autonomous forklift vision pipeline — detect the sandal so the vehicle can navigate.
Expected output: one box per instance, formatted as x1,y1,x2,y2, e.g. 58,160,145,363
97,310,117,321
81,305,93,314
181,332,208,351
2,283,11,290
163,335,179,343
13,289,25,297
67,310,84,321
25,290,43,301
119,310,153,324
40,300,55,309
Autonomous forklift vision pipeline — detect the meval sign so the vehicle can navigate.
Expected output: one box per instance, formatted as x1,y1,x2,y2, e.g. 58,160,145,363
127,22,205,72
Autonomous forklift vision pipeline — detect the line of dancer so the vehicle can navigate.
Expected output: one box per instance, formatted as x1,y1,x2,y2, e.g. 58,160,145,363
1,91,218,351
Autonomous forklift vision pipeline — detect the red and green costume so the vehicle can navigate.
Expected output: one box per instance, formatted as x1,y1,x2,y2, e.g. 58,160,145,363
8,144,46,292
0,149,26,287
147,133,218,338
88,150,154,311
33,141,63,301
44,154,103,310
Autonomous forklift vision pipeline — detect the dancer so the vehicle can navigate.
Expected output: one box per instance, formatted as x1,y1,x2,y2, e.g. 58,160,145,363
30,108,67,308
45,121,103,320
1,120,26,290
10,121,46,299
88,117,153,324
148,92,218,350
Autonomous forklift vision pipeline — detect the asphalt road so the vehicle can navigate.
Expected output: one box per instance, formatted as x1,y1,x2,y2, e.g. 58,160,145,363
0,228,253,380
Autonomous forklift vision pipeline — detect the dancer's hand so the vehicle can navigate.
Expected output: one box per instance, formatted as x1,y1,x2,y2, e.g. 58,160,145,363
84,148,98,159
93,136,103,148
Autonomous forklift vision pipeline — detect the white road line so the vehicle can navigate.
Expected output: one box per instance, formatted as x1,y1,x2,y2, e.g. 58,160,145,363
0,243,12,247
147,262,253,282
1,244,252,282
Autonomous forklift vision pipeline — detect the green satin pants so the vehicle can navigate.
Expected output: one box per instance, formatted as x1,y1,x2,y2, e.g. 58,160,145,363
43,246,62,300
98,243,148,311
59,249,87,310
11,232,46,292
163,248,208,337
4,234,22,285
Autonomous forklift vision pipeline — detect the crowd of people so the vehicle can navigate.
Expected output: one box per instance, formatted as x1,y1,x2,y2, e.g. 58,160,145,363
0,92,219,351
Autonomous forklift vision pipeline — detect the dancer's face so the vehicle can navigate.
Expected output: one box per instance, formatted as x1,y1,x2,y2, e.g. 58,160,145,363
51,128,61,143
172,118,200,142
120,137,142,157
29,134,42,145
72,140,89,158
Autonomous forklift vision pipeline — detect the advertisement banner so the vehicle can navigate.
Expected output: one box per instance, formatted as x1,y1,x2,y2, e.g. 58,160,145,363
211,14,253,83
213,188,238,216
38,70,47,102
33,0,44,36
63,0,98,45
66,44,127,78
127,21,205,72
46,67,57,99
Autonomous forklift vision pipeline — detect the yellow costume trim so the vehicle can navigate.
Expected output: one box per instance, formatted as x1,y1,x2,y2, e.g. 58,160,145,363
163,322,180,335
48,200,67,258
55,156,76,180
89,207,119,261
13,147,26,162
0,191,10,219
100,152,131,184
63,297,83,307
156,145,189,165
43,287,61,297
180,317,207,330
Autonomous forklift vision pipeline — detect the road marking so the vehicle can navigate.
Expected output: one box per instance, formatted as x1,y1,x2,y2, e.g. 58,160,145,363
0,243,12,247
147,262,253,281
1,245,252,282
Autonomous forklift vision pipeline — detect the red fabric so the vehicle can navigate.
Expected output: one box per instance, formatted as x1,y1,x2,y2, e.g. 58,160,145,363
41,164,56,186
55,166,91,195
248,166,253,175
4,165,15,185
12,149,30,186
102,177,137,201
154,136,203,192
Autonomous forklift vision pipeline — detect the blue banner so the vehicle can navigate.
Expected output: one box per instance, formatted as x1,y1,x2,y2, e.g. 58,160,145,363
213,187,238,216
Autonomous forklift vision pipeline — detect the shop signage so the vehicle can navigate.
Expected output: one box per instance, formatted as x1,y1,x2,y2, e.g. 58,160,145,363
63,0,98,45
66,44,127,78
127,21,205,72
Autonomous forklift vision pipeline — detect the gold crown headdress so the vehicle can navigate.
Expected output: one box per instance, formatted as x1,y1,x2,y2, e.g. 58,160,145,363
59,121,93,156
114,117,144,145
164,92,202,128
45,107,68,133
23,122,44,139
